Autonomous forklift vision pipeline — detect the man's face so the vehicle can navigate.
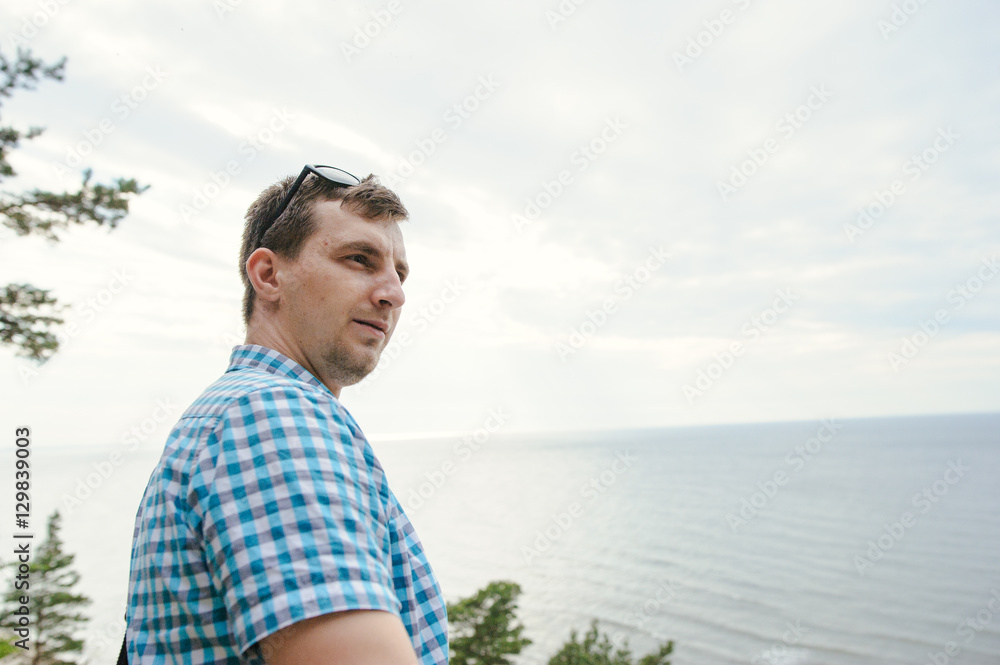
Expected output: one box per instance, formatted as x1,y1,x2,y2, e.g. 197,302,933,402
276,199,408,393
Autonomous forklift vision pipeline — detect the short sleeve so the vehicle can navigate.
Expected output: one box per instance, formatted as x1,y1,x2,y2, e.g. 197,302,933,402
188,385,401,655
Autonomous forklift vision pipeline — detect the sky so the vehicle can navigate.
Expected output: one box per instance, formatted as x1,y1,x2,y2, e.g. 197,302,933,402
1,0,998,446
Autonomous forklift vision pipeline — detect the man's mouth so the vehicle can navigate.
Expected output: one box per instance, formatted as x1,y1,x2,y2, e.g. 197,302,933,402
354,319,388,334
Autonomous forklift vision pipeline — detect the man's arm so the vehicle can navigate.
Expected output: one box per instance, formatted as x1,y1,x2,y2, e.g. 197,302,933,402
198,389,411,661
260,610,418,665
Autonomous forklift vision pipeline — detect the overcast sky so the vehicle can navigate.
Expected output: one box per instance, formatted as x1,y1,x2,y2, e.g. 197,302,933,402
1,0,998,445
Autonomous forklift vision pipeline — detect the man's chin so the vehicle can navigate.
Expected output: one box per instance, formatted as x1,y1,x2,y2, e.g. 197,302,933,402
323,347,381,387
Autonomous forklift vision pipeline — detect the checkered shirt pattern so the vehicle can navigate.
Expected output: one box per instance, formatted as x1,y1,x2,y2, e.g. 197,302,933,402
127,345,449,664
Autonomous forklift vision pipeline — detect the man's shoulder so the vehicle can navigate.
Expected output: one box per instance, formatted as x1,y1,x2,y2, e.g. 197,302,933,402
181,363,341,424
160,364,365,484
160,348,368,473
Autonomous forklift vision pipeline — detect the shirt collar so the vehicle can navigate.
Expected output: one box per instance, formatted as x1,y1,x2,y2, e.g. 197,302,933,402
226,344,329,393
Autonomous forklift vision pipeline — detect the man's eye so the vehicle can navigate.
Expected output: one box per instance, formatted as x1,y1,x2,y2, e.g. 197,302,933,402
349,255,371,266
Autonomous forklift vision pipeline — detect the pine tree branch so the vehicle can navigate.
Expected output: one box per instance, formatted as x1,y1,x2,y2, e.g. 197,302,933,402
1,47,65,185
0,47,66,98
1,168,149,240
0,283,64,361
0,49,147,361
0,512,91,664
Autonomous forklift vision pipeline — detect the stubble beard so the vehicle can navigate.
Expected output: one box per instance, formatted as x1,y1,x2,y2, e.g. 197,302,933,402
323,337,382,387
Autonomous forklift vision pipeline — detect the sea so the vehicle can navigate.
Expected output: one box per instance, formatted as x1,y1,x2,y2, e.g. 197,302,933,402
5,412,999,665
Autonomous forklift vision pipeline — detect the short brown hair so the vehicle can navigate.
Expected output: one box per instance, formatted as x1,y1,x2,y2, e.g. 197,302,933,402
239,172,408,325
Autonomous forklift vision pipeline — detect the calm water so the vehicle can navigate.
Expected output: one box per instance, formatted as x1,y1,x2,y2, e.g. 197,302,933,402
7,413,1000,664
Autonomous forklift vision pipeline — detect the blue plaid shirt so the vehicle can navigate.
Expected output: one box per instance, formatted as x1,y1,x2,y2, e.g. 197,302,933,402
127,345,449,664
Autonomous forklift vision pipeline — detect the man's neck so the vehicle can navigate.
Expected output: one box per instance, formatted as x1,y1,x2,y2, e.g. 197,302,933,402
244,322,343,398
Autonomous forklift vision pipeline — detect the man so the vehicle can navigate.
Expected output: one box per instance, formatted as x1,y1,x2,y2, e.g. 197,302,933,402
126,165,448,664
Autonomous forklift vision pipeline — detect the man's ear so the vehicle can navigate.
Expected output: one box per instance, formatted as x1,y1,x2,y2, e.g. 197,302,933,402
245,247,282,305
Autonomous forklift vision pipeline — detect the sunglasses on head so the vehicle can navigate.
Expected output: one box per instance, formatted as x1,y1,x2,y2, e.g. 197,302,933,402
264,164,361,232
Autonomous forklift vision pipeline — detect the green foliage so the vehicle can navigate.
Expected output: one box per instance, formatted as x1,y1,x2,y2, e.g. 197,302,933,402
0,511,91,665
448,580,532,665
447,581,674,665
0,47,147,360
0,47,65,181
0,283,64,361
548,621,673,665
2,167,148,241
0,636,19,658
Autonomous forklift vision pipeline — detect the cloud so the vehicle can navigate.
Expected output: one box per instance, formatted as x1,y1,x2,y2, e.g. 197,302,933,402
1,0,998,441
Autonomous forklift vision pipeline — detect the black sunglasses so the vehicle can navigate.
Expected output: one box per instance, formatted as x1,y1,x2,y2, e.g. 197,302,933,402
264,164,361,231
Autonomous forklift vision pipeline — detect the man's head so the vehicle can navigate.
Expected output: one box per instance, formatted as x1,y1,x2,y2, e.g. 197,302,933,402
239,167,409,395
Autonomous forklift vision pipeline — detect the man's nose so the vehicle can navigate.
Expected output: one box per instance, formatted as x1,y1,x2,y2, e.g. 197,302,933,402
373,269,405,309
